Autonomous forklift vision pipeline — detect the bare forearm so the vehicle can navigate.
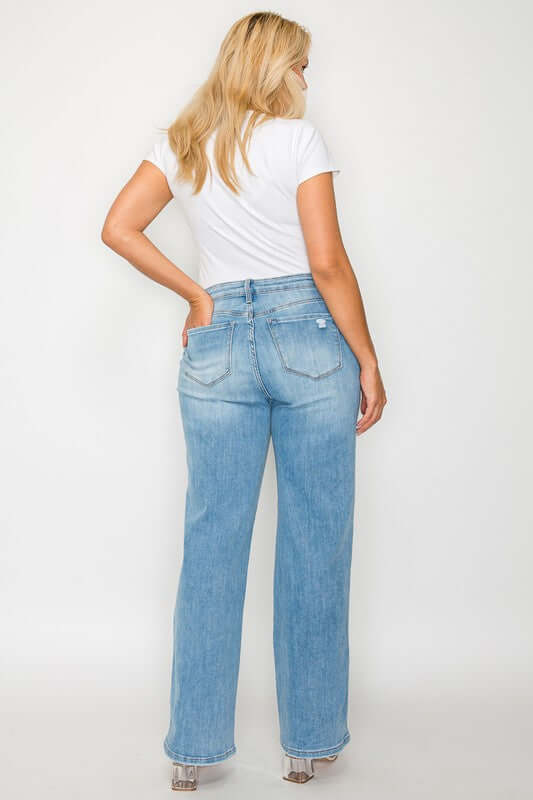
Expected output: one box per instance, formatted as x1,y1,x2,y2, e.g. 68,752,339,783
311,250,378,369
101,227,206,305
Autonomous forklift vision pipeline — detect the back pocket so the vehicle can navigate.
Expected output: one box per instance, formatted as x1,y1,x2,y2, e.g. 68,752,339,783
182,321,235,386
267,313,342,379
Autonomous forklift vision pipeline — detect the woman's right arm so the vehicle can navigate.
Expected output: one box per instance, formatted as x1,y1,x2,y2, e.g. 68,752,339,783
297,172,387,435
101,161,214,347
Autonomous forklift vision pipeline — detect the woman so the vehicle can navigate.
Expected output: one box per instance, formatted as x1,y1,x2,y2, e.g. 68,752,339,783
102,10,386,791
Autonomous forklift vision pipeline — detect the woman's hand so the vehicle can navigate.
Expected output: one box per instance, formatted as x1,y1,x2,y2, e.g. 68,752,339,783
182,291,214,348
356,362,387,435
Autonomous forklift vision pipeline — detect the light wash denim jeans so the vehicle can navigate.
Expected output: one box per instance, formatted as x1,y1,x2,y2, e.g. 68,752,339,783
163,272,361,765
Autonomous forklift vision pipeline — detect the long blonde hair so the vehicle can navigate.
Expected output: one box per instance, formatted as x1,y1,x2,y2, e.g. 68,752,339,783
162,12,310,195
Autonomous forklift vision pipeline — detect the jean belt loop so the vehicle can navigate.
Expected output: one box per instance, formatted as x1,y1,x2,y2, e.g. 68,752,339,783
244,278,252,304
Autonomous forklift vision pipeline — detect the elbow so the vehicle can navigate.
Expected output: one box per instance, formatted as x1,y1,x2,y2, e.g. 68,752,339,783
101,222,132,250
310,260,338,274
101,228,111,247
309,262,344,281
101,221,116,248
310,248,350,281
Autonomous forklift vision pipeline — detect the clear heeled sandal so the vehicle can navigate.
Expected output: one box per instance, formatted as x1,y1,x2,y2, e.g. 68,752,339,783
171,752,338,789
171,762,198,791
282,752,338,783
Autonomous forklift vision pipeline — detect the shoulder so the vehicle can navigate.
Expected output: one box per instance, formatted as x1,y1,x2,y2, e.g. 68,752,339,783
257,116,329,157
271,118,330,158
285,119,340,185
253,115,319,139
249,116,339,185
293,118,328,148
266,116,320,138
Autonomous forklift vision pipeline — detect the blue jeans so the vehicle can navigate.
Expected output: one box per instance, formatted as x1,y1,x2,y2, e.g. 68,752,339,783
163,272,361,765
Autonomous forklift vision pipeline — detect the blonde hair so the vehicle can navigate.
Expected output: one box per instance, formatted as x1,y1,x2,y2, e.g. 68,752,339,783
161,12,310,195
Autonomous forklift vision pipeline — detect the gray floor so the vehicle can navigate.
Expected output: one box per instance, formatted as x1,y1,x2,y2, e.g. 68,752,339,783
2,683,531,799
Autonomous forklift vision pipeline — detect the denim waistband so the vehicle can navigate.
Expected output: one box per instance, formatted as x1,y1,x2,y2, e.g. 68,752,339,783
204,272,317,298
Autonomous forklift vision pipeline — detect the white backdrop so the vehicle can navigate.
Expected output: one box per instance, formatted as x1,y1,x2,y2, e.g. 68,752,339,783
2,1,532,798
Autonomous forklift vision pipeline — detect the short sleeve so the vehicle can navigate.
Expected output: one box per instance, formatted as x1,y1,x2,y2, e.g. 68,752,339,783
295,122,340,186
143,135,175,190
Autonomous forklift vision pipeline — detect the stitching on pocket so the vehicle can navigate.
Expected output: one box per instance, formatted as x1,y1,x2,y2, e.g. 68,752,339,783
268,311,334,324
267,316,342,379
182,321,235,386
263,297,330,315
185,320,232,335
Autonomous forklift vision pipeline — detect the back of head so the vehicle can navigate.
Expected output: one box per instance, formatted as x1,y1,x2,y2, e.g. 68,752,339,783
165,11,311,195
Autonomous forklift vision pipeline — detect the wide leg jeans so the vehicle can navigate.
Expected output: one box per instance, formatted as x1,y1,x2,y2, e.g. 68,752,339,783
163,272,361,765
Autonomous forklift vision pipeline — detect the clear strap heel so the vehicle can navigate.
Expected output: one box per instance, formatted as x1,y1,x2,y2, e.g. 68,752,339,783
282,754,314,783
282,752,339,782
171,762,198,791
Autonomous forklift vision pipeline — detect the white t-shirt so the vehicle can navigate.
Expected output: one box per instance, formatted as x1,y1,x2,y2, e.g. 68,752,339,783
143,110,339,289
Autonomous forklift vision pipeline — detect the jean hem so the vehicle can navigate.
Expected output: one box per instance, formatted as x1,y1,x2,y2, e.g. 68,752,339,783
281,730,351,759
164,738,237,765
